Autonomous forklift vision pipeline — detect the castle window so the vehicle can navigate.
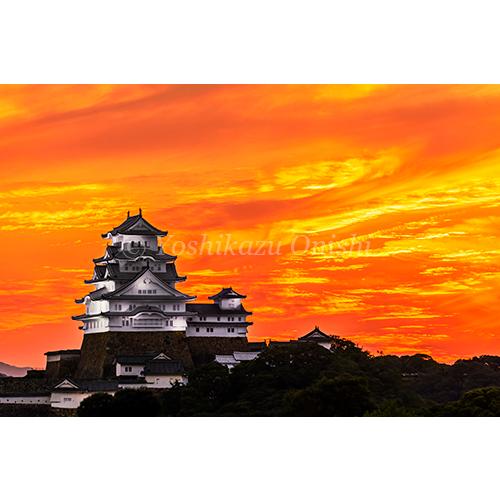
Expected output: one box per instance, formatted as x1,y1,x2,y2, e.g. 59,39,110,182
195,327,199,332
217,316,220,321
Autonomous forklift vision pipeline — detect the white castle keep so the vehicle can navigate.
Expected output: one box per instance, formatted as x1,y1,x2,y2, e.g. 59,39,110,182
72,210,253,337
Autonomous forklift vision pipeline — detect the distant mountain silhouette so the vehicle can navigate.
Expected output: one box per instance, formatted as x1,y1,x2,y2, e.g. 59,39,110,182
0,362,31,377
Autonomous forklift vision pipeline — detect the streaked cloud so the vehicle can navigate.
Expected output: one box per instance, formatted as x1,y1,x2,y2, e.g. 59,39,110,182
2,84,500,366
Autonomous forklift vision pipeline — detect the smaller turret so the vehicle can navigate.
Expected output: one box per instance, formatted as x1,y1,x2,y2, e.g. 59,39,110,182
208,287,246,311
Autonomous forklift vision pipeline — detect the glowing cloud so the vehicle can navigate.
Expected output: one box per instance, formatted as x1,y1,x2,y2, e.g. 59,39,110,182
2,84,500,366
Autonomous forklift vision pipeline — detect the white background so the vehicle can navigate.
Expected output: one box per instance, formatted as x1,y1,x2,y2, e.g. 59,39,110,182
1,0,500,83
1,1,500,499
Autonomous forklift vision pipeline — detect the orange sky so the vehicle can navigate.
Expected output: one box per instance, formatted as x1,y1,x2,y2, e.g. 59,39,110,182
1,84,500,367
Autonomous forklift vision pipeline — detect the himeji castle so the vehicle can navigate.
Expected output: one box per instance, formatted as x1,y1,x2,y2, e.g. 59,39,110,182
72,210,253,338
0,210,338,411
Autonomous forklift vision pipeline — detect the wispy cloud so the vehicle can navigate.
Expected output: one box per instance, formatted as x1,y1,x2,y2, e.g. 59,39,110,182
3,84,500,365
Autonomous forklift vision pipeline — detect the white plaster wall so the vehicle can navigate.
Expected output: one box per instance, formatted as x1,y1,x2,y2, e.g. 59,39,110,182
109,300,185,313
86,299,109,315
219,298,242,310
50,391,116,409
185,325,247,337
116,363,145,377
123,277,176,296
93,280,116,292
190,315,246,322
83,316,109,333
46,353,80,363
112,234,158,251
119,261,167,273
105,314,187,332
0,396,50,405
145,374,187,388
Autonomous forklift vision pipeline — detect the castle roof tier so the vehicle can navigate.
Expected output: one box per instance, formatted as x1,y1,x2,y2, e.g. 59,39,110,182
298,326,332,341
84,262,186,285
143,359,185,376
76,267,196,304
102,210,167,238
93,245,177,264
208,287,246,300
186,320,253,327
72,306,196,321
187,303,252,315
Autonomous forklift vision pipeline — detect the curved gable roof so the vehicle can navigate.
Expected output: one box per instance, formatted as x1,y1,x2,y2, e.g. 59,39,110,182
107,267,195,300
208,287,246,300
298,326,331,341
102,211,168,238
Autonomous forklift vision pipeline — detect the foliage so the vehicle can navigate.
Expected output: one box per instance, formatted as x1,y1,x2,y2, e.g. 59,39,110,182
432,387,500,416
76,340,500,417
77,393,114,417
284,375,374,416
77,389,160,417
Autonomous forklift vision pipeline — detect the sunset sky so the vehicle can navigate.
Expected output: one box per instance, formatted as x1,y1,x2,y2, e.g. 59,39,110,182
1,84,500,367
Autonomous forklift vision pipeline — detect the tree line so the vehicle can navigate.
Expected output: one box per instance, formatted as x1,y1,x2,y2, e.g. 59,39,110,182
78,339,500,416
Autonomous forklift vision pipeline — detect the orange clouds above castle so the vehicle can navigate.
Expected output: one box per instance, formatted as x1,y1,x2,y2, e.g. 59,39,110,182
1,84,500,366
